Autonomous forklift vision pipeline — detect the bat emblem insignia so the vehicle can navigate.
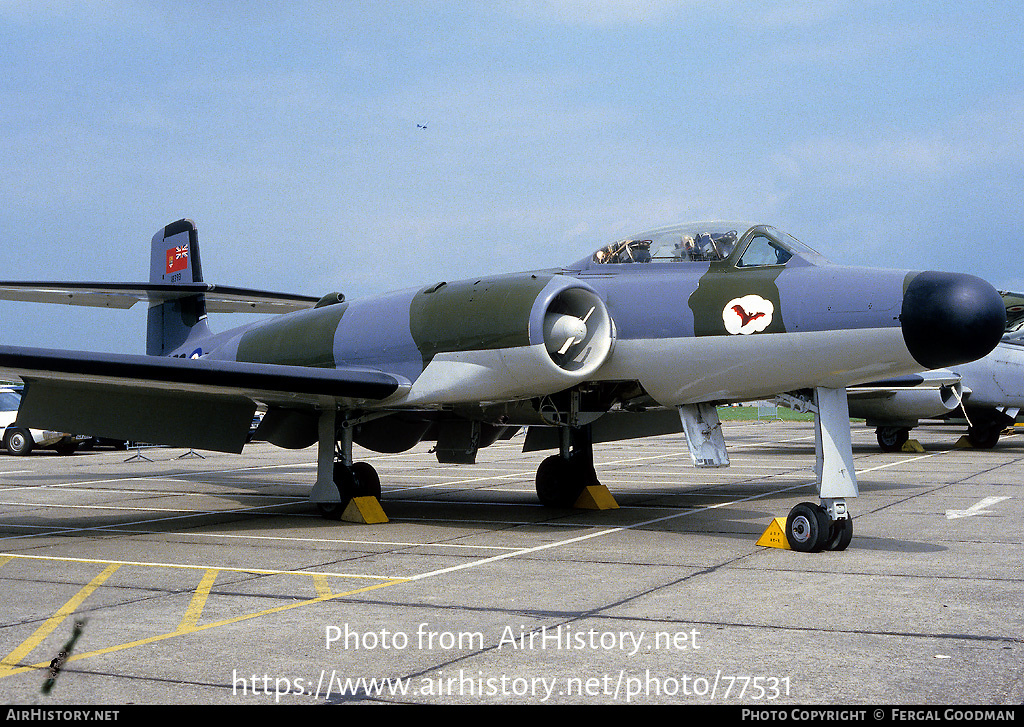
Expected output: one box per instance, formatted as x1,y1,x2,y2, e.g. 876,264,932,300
723,295,774,334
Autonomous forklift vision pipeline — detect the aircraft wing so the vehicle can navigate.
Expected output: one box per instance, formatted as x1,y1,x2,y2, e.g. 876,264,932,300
0,345,406,453
0,281,320,314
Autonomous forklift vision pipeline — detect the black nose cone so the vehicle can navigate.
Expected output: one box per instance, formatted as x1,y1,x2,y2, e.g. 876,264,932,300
901,272,1005,369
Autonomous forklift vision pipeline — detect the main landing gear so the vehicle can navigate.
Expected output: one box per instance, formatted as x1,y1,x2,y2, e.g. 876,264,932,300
309,409,384,521
535,424,600,507
777,387,859,552
317,460,382,520
875,426,910,453
965,410,1015,449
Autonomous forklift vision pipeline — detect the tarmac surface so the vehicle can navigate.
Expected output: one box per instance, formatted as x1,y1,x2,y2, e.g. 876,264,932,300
0,418,1021,706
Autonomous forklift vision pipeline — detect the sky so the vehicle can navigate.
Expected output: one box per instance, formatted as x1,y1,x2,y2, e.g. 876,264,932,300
2,1,1023,354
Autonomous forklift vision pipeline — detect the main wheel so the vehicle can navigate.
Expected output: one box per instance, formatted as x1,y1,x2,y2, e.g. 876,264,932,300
351,461,382,500
825,516,853,551
4,428,33,456
786,502,831,553
536,455,583,507
966,422,1002,449
876,427,909,452
317,462,382,520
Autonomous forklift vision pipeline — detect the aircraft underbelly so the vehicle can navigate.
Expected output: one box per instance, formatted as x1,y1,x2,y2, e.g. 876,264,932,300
603,327,918,406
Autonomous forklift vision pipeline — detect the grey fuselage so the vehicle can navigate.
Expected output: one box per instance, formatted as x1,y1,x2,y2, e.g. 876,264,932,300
180,224,1003,423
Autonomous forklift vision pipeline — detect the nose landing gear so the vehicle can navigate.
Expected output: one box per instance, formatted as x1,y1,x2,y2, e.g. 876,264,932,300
775,387,860,553
786,501,853,552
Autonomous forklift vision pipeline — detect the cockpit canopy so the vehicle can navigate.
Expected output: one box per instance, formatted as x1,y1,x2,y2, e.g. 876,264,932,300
584,222,825,269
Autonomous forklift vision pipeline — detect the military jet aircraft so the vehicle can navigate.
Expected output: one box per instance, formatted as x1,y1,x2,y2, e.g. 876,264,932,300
0,219,1007,552
850,331,1024,451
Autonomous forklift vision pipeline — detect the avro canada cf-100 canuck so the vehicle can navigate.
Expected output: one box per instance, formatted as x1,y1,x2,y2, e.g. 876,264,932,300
0,219,1006,552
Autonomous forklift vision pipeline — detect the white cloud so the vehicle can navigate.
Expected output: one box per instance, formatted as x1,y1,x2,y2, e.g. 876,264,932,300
505,0,696,25
502,0,862,28
771,95,1024,189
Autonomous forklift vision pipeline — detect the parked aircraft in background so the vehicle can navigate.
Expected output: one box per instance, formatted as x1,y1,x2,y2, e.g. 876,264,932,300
850,296,1024,451
0,219,1006,552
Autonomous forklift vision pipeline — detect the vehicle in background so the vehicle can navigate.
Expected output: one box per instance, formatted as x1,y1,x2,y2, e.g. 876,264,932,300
1,385,88,455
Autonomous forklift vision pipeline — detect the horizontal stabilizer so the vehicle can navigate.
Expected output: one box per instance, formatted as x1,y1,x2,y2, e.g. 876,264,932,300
0,281,319,314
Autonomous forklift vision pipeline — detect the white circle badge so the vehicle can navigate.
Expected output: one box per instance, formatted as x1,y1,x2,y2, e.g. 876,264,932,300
723,294,774,334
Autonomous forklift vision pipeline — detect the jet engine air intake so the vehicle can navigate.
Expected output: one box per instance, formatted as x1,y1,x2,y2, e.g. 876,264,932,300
402,274,616,405
850,378,965,426
541,286,614,377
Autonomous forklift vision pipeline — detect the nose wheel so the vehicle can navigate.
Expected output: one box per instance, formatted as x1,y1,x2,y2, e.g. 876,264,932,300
786,501,853,552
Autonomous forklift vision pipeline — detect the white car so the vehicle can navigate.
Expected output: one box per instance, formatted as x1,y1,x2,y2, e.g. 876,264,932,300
1,386,87,455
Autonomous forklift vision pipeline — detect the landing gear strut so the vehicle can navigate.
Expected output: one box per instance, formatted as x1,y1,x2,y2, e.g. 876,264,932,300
310,409,382,520
778,387,859,552
535,424,599,507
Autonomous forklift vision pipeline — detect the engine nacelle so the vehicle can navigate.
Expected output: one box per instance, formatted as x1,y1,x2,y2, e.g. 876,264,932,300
538,283,615,376
400,273,615,405
848,375,964,427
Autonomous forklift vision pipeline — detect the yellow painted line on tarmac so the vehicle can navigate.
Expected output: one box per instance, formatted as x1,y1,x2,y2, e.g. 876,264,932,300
177,569,219,632
0,552,402,581
2,578,406,679
0,564,120,678
0,440,952,681
0,554,409,679
313,574,332,598
0,501,232,513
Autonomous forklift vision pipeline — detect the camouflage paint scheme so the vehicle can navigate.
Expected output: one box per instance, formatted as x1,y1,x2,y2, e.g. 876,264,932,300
0,219,1007,551
0,218,1004,453
193,223,976,409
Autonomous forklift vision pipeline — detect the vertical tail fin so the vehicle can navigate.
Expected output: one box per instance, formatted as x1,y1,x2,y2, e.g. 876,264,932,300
147,219,211,356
